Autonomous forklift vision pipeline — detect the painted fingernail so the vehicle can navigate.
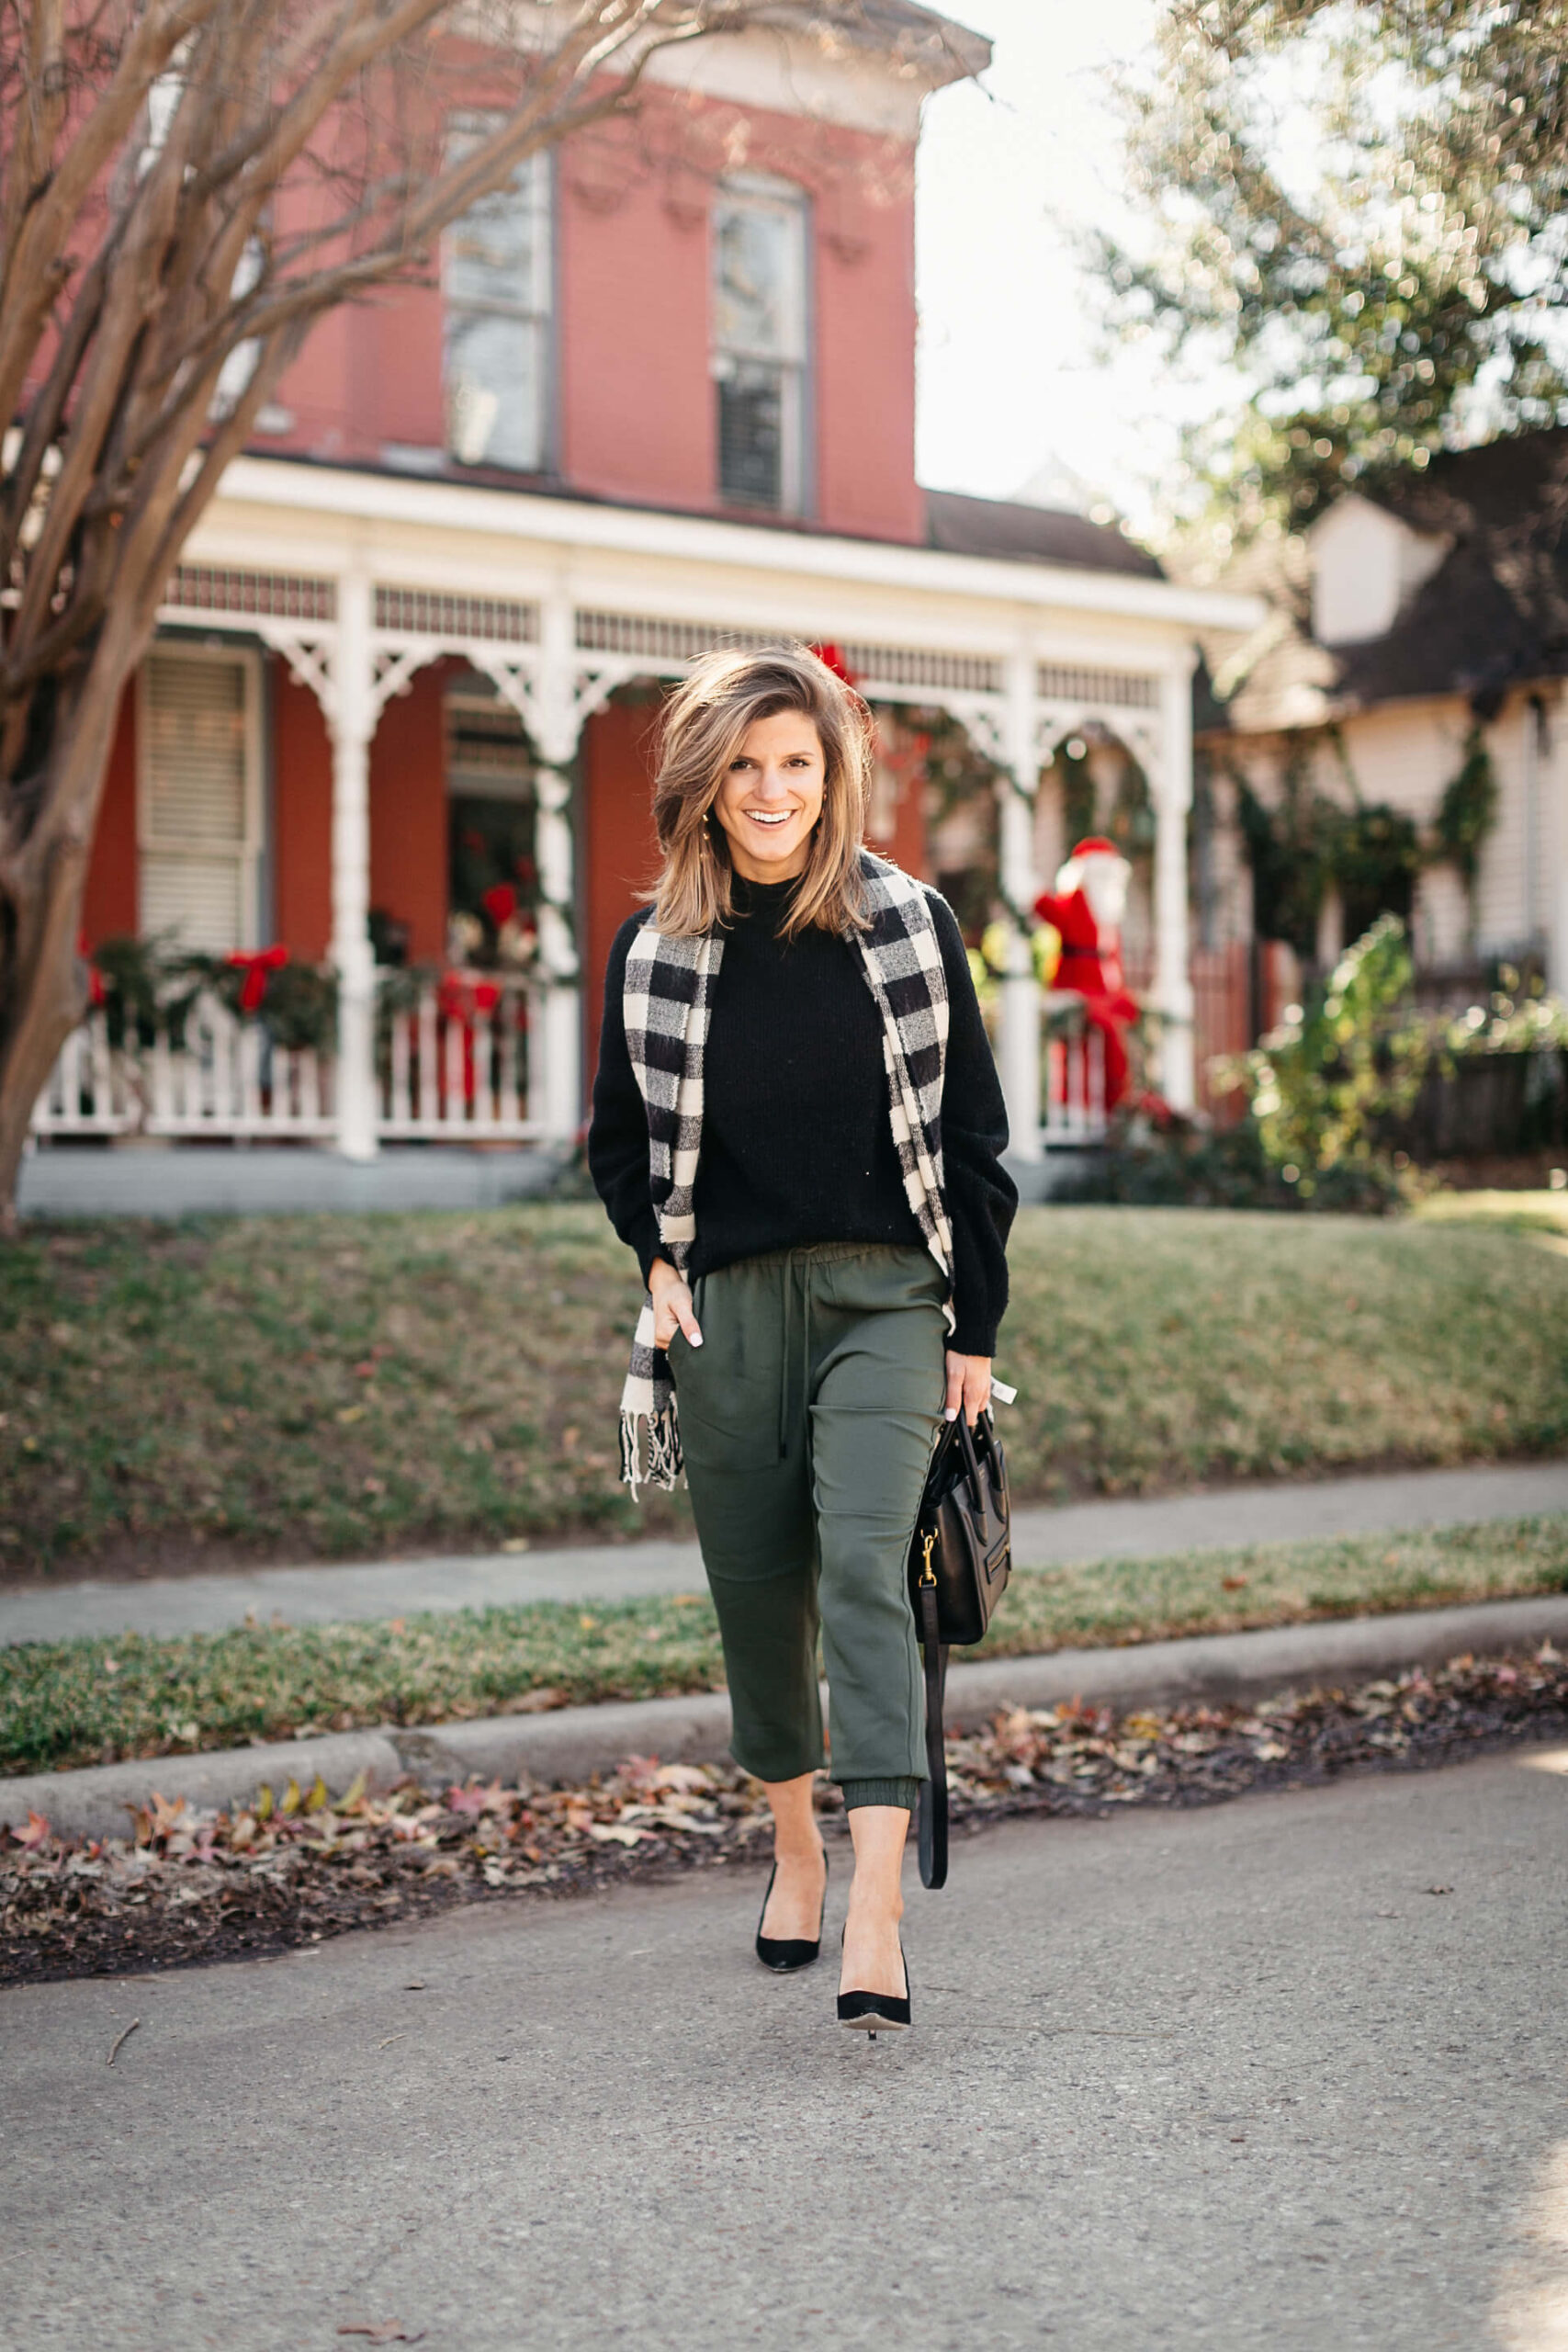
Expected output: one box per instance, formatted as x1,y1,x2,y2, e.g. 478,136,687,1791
689,1332,704,1347
943,1407,958,1421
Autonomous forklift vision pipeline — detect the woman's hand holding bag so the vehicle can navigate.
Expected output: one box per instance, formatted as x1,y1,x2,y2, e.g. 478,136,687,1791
942,1350,992,1426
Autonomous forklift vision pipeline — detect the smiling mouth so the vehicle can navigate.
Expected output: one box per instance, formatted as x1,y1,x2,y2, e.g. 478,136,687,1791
743,810,795,827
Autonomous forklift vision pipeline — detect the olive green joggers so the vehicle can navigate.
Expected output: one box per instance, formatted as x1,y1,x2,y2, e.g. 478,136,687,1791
668,1242,947,1813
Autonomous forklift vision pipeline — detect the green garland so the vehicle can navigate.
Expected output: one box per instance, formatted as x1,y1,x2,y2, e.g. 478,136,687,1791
1234,748,1341,959
1334,804,1421,944
87,937,337,1054
1235,719,1483,958
1434,723,1499,900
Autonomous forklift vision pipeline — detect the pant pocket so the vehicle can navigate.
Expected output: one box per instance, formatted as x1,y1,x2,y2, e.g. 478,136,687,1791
669,1283,783,1471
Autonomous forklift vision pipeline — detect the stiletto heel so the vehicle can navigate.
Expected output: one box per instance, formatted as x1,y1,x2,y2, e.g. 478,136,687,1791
755,1850,829,1973
837,1931,911,2034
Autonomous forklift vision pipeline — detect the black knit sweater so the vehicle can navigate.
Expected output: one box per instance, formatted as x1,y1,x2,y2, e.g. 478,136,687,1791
587,874,1016,1356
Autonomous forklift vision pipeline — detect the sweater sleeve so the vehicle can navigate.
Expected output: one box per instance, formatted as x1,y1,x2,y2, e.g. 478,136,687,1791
927,891,1018,1358
586,910,665,1286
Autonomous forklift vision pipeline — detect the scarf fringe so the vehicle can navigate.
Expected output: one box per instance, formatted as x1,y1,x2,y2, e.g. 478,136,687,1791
619,1404,684,1494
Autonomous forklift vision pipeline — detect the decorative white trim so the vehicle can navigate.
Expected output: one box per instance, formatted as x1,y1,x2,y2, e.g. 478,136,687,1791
370,639,444,720
258,627,339,726
163,564,336,625
205,456,1266,632
376,584,537,642
1036,662,1160,710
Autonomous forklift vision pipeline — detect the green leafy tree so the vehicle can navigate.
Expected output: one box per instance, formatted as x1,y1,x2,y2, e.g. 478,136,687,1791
1098,0,1568,531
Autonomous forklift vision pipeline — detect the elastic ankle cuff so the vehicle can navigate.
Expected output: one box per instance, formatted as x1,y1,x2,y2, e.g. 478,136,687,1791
840,1777,921,1814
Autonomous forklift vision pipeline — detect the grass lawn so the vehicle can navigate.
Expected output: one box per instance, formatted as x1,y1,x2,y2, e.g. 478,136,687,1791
3,1204,1567,1577
1412,1188,1568,1242
4,1513,1565,1778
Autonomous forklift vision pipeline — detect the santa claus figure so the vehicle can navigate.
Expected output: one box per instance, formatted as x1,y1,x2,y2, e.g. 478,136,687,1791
1033,836,1140,1111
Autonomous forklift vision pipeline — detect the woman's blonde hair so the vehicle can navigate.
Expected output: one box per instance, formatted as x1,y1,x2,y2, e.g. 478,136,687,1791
650,641,874,938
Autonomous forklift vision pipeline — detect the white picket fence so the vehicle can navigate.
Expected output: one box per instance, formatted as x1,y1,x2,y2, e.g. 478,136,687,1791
29,974,542,1145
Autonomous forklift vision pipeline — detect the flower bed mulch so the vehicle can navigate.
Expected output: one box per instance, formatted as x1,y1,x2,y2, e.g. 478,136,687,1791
5,1645,1565,1988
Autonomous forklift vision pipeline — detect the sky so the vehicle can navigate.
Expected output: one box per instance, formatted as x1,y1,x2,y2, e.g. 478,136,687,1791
913,0,1213,531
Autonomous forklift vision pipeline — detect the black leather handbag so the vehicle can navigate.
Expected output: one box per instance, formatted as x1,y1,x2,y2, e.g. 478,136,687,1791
907,1408,1010,1889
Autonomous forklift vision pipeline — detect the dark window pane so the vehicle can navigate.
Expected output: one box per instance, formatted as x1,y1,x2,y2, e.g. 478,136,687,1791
718,363,783,508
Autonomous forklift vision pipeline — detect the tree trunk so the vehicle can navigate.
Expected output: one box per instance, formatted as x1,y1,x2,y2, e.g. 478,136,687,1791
0,631,141,1231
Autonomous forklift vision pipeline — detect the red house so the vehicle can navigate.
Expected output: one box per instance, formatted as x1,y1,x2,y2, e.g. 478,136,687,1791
35,6,1258,1181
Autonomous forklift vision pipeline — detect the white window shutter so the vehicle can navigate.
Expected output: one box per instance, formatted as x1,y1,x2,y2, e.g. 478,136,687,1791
140,651,257,951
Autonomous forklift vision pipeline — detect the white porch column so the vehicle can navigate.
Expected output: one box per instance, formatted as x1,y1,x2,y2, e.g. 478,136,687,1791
1151,652,1197,1114
530,591,583,1147
997,645,1043,1159
331,568,378,1159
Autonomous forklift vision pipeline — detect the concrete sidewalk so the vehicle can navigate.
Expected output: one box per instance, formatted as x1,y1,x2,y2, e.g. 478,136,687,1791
8,1591,1568,1842
5,1754,1565,2350
5,1455,1566,1648
17,1141,570,1219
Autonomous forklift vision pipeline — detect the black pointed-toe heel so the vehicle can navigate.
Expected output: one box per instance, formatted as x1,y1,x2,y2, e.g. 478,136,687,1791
755,1851,829,1973
837,1935,911,2036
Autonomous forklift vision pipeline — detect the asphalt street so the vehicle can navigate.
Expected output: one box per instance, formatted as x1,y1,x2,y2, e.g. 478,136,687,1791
5,1749,1567,2351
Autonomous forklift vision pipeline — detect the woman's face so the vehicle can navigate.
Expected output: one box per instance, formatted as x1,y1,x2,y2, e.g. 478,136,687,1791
712,708,826,884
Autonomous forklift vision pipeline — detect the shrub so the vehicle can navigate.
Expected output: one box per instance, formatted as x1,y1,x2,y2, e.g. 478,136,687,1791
1062,1105,1406,1213
1233,914,1427,1197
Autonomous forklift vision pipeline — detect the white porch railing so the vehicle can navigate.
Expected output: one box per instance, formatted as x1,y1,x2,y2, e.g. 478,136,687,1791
1043,1015,1108,1143
36,967,1095,1151
378,972,543,1138
29,973,544,1147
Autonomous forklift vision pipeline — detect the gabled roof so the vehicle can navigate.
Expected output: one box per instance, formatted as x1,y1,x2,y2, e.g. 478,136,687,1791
924,489,1164,578
1206,424,1568,735
1338,427,1568,710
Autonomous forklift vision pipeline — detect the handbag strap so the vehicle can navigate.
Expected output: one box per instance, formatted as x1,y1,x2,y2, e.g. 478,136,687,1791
956,1411,990,1539
916,1570,949,1891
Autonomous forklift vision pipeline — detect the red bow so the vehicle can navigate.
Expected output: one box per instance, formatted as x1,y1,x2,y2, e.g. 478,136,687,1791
437,971,502,1023
436,970,507,1103
809,643,859,686
227,944,289,1012
78,933,106,1009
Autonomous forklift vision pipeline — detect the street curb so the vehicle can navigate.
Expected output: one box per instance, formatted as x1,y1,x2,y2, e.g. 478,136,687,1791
6,1592,1568,1845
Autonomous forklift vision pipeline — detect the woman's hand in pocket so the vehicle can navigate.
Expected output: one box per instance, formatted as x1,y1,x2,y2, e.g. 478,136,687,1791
943,1351,991,1427
649,1258,703,1351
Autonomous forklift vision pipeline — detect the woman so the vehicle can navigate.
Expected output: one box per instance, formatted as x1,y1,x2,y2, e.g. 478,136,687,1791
588,642,1015,2032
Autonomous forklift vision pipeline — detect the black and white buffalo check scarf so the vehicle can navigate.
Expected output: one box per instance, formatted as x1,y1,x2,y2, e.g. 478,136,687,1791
618,853,955,1491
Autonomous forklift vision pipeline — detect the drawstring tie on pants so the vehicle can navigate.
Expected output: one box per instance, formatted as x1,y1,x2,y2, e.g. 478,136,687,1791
777,1251,813,1460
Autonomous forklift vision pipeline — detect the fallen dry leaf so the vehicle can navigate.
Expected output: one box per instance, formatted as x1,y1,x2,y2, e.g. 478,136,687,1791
6,1645,1564,1989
